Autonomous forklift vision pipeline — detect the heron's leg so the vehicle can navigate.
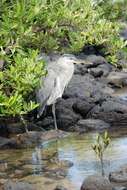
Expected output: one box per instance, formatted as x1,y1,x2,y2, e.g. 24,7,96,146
52,103,58,130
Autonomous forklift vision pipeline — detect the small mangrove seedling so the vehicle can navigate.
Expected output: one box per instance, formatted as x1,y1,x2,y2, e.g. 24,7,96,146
92,131,110,176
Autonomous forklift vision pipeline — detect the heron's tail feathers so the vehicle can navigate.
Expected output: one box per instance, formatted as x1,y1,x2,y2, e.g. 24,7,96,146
37,96,49,118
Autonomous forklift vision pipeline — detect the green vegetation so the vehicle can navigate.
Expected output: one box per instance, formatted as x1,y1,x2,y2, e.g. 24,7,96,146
0,0,126,118
94,0,127,21
0,50,46,116
0,0,48,118
1,0,126,58
92,131,110,176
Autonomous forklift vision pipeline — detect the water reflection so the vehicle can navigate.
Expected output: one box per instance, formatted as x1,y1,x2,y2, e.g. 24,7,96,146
0,130,127,189
32,147,43,174
45,131,127,188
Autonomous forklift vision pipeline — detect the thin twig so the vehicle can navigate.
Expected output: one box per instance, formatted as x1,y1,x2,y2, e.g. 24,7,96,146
20,114,29,134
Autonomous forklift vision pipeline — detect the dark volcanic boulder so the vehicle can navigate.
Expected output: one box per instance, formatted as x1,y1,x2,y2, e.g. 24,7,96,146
74,63,88,75
109,164,127,183
63,74,95,99
88,97,127,127
7,122,43,134
73,99,95,117
0,137,17,149
110,170,127,183
82,45,105,55
57,107,81,130
0,124,8,137
89,68,104,78
54,185,68,190
64,74,113,101
75,119,110,132
3,180,35,190
86,55,107,66
97,64,113,77
89,63,113,77
80,175,113,190
107,71,127,87
37,116,54,130
56,98,81,130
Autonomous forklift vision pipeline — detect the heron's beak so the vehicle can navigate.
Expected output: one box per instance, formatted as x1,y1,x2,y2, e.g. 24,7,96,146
73,58,86,64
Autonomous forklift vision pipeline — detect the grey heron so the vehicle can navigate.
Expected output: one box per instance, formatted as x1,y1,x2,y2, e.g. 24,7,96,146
36,54,83,130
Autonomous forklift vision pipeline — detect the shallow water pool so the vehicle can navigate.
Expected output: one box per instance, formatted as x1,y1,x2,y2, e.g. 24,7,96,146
1,129,127,189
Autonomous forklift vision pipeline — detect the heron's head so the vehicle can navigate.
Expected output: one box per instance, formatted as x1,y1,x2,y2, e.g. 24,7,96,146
60,54,85,65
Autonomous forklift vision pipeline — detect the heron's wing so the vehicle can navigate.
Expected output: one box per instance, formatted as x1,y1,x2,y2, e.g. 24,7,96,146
47,63,74,105
36,68,56,117
36,59,74,117
46,76,61,105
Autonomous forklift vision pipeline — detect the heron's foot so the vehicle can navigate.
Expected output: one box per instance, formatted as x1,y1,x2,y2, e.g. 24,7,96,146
24,126,29,134
55,126,58,131
55,128,59,137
